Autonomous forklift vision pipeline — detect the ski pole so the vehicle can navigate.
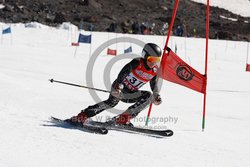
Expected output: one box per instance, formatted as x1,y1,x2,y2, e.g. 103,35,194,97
49,79,111,93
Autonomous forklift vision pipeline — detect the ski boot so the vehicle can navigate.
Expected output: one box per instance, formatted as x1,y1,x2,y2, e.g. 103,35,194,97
113,111,134,127
65,110,89,125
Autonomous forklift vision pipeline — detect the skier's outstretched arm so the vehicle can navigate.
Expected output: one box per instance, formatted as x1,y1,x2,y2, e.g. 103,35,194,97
150,76,159,95
150,76,162,105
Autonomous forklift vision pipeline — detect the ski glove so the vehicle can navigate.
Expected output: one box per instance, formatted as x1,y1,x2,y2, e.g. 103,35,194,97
111,83,124,99
153,94,162,105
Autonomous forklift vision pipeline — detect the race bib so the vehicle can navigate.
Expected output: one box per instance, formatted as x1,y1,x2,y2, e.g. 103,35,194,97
123,73,146,91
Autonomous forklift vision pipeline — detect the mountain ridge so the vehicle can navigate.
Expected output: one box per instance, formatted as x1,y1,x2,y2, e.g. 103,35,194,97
0,0,249,41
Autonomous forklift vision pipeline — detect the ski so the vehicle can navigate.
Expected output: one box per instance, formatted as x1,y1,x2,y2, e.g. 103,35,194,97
87,121,174,138
49,117,173,137
50,117,108,135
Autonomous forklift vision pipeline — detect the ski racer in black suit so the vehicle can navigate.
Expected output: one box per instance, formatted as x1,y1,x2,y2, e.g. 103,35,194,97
69,43,162,125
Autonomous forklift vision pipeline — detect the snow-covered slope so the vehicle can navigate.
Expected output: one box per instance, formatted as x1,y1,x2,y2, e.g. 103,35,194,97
190,0,250,17
0,22,250,167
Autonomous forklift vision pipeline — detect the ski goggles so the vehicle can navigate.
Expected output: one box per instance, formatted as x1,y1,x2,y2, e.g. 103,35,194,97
147,56,161,63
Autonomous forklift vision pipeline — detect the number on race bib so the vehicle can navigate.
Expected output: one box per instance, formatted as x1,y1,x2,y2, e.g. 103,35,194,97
126,74,146,89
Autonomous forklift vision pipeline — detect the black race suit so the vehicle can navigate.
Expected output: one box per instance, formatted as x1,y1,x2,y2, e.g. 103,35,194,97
83,58,159,119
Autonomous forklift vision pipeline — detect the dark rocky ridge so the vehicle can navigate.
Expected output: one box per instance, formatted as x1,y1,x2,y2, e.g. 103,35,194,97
0,0,249,41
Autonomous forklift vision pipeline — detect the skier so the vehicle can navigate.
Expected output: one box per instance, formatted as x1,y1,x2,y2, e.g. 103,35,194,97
68,43,162,126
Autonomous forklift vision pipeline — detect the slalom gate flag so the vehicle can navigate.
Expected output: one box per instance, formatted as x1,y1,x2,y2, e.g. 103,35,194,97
107,48,117,56
246,64,250,72
124,46,132,53
71,42,79,46
2,27,11,34
78,33,92,43
160,47,207,94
